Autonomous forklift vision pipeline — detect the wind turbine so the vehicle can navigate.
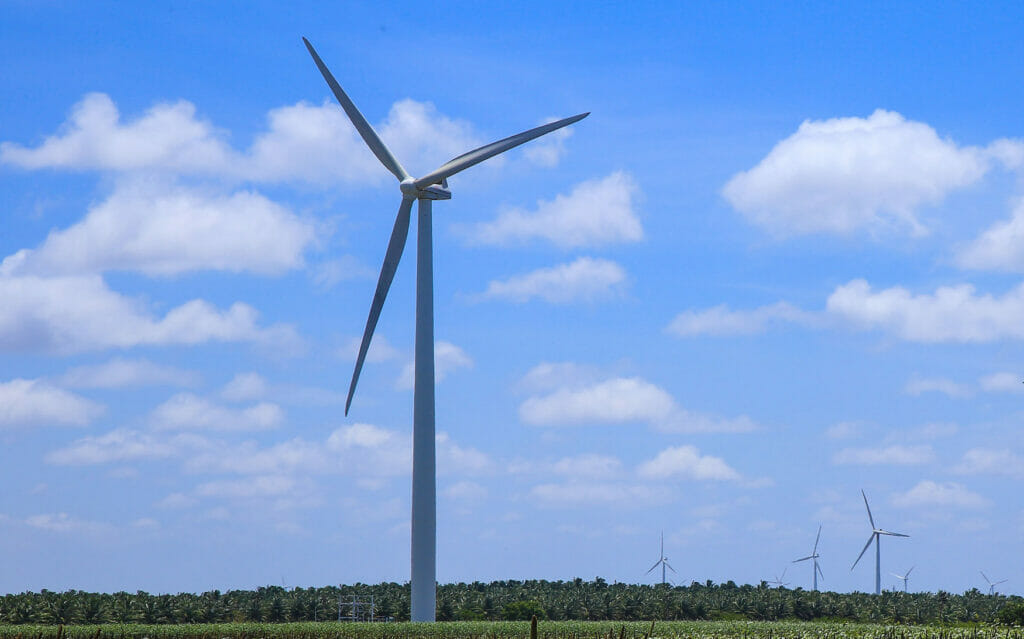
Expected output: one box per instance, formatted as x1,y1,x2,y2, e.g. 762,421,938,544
645,532,677,585
792,524,824,591
302,38,588,622
766,567,790,588
890,566,914,593
851,489,909,595
981,571,1008,595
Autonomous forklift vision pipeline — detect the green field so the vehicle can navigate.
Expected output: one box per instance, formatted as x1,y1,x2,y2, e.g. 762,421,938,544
1,621,1023,639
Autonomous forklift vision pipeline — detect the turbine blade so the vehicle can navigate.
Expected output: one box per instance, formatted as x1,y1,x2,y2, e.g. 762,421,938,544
816,561,824,580
996,579,1008,585
666,563,677,575
413,112,589,189
906,566,914,577
646,559,661,574
813,525,822,553
793,556,814,563
851,533,875,570
981,571,991,584
861,489,876,529
302,38,409,182
879,530,909,537
344,197,415,415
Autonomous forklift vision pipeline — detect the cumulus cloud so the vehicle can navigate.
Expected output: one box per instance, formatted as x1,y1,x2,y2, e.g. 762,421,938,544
826,278,1024,342
667,302,812,337
890,480,990,509
953,448,1024,477
522,122,573,167
833,445,935,465
220,372,269,402
150,393,283,432
397,341,473,390
0,93,484,186
462,172,642,248
903,375,972,398
45,429,202,465
637,446,741,481
551,454,623,478
958,200,1024,273
519,375,757,433
25,512,114,535
979,371,1024,393
824,421,862,440
60,357,198,389
722,109,990,236
0,274,299,354
1,180,316,277
480,257,627,304
0,378,103,428
530,482,669,507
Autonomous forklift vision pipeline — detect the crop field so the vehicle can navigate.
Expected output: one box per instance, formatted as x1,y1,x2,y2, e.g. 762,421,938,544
1,621,1023,639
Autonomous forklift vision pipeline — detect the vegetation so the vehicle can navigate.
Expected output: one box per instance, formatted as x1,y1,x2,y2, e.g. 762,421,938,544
0,580,1021,626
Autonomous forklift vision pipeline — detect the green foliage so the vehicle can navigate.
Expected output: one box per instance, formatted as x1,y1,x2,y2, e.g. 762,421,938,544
998,601,1024,625
501,600,546,621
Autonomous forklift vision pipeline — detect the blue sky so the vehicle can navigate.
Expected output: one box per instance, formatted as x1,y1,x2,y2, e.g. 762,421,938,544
2,1,1023,596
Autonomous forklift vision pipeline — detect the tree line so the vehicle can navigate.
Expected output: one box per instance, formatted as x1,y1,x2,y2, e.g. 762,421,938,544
1,580,1021,625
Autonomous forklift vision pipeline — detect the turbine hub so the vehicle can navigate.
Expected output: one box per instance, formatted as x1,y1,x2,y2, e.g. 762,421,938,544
400,177,452,200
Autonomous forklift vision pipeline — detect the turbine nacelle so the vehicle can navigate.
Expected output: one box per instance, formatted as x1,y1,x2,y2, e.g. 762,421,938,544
401,177,451,200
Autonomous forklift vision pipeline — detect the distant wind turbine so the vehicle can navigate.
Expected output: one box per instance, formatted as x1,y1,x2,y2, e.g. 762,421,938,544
981,571,1008,595
851,489,909,595
302,37,588,622
890,566,914,593
766,567,790,588
792,524,824,591
646,532,677,585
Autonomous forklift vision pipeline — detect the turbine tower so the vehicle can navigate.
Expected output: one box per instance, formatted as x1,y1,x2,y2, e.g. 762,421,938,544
302,38,588,622
646,532,676,585
890,566,914,592
851,489,909,595
792,524,824,591
981,571,1008,595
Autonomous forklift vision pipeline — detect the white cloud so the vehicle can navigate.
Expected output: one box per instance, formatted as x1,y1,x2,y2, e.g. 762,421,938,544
221,372,269,402
0,273,300,354
958,200,1024,272
341,334,401,364
436,432,492,475
519,376,757,433
397,341,473,389
150,393,283,431
903,375,972,398
196,475,309,500
1,180,316,277
530,482,669,507
45,429,203,465
667,302,811,337
824,421,862,440
60,357,198,389
552,454,623,478
0,93,233,173
25,512,114,535
443,481,487,501
0,378,103,428
637,446,742,481
979,371,1024,393
522,122,572,167
462,171,642,248
722,109,989,236
480,257,627,304
890,480,990,509
953,448,1024,478
826,278,1024,342
185,438,327,475
0,93,484,186
833,445,935,465
517,362,601,393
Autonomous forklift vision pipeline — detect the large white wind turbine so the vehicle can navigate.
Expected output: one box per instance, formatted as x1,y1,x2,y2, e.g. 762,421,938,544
646,532,677,585
981,571,1008,595
302,38,588,622
890,566,914,593
851,489,909,595
792,524,824,591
